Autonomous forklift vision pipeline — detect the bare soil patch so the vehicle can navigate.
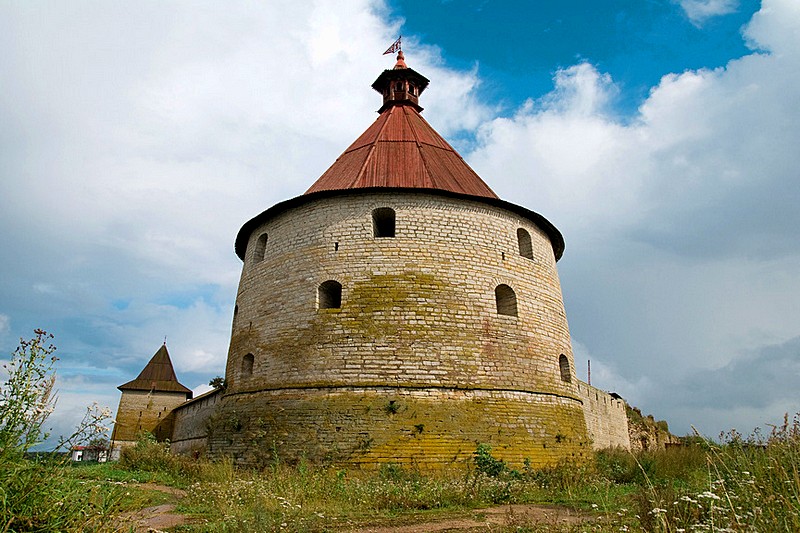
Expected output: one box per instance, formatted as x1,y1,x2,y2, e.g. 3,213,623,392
113,484,595,532
355,503,596,532
114,484,190,532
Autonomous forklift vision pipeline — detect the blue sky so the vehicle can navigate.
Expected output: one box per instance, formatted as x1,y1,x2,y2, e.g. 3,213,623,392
392,0,760,115
1,0,798,447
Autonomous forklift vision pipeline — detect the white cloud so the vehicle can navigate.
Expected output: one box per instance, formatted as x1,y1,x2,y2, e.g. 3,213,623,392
469,0,800,435
678,0,739,26
0,0,493,444
192,383,215,398
744,0,800,54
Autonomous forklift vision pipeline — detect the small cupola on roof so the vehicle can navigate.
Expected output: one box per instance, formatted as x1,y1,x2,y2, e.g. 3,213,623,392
305,52,498,200
236,51,565,261
372,51,430,113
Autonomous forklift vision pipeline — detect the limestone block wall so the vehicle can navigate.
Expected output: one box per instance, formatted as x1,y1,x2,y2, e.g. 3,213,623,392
110,390,189,457
229,192,577,396
578,381,631,450
209,191,590,467
170,389,222,456
209,387,590,469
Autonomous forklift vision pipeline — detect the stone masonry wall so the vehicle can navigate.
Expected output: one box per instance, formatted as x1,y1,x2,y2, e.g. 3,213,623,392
207,191,591,467
110,390,189,457
170,388,222,456
209,387,590,469
577,381,631,450
230,192,577,396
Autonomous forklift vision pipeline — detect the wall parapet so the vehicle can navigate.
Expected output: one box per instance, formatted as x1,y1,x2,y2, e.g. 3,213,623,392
577,379,631,450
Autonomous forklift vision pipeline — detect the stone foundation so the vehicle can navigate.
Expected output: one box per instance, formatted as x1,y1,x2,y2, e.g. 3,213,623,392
207,386,590,469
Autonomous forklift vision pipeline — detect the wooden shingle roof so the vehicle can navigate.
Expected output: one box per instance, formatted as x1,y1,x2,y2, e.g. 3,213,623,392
118,344,192,396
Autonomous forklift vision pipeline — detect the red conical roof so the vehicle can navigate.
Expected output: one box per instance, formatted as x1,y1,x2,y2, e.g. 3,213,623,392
305,104,498,199
118,344,192,396
305,53,497,199
234,55,564,261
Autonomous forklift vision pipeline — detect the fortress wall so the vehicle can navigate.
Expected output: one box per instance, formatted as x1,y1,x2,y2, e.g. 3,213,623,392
170,389,222,456
229,192,579,398
208,387,590,469
577,381,630,450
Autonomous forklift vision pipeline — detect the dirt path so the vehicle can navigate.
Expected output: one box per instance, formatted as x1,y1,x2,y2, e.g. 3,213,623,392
113,484,595,532
113,484,190,533
355,504,596,532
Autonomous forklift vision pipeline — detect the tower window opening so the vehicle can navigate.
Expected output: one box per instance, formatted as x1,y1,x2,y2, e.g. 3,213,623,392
318,280,342,309
495,284,518,317
241,353,254,377
372,208,396,238
517,228,533,259
559,354,571,382
253,233,268,263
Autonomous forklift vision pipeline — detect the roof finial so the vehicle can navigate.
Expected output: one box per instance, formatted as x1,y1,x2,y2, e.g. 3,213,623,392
394,50,407,69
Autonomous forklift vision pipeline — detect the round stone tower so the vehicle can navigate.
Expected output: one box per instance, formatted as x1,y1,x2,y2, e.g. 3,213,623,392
210,53,590,468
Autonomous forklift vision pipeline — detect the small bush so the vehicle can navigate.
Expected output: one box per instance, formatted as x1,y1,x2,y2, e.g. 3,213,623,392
594,447,639,484
119,433,193,480
0,329,57,457
0,331,122,531
473,443,506,477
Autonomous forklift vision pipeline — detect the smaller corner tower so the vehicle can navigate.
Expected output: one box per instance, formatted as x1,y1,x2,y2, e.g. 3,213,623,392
110,344,192,459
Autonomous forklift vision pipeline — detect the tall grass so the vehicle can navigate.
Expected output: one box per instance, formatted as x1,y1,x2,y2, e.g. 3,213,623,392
2,416,799,531
0,331,123,532
77,419,800,531
176,462,541,531
616,415,800,532
0,455,126,532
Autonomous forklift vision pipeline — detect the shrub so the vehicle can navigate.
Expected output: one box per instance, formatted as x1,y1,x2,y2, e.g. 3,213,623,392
595,447,639,484
119,432,192,479
473,443,506,477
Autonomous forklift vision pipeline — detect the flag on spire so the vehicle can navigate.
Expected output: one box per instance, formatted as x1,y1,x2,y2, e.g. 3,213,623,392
383,36,401,55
